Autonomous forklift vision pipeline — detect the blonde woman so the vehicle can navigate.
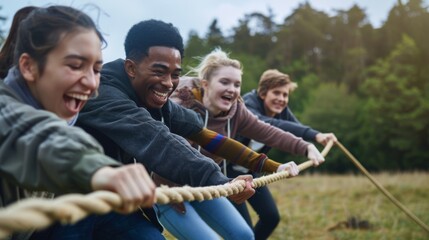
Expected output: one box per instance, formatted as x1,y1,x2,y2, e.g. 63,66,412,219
165,48,325,239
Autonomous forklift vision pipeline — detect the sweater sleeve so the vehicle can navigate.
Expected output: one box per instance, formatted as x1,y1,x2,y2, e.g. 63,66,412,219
167,100,205,138
0,86,121,194
187,128,281,173
245,102,319,141
237,104,310,156
77,84,228,187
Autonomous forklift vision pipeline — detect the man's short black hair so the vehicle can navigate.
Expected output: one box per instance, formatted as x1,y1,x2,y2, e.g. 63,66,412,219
124,19,184,61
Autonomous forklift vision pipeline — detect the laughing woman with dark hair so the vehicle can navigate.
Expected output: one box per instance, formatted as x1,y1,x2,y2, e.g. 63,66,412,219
0,6,156,240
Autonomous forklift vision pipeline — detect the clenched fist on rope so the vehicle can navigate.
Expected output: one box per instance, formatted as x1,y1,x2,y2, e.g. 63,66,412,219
91,164,156,213
315,133,337,146
227,174,255,204
306,144,325,166
276,162,299,176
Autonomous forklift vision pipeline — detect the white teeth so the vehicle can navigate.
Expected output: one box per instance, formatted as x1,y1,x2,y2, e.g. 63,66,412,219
153,90,168,98
66,93,89,100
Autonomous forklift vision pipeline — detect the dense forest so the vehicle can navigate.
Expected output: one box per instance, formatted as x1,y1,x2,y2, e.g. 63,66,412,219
1,0,428,172
183,0,429,172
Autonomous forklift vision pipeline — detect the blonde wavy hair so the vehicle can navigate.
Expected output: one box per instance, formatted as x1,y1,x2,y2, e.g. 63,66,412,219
189,48,243,81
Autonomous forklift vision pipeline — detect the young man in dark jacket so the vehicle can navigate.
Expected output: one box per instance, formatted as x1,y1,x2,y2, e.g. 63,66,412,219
77,20,257,238
230,69,337,239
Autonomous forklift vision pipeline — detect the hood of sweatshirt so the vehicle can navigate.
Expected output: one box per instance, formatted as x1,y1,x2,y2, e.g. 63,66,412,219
101,59,141,105
171,76,239,123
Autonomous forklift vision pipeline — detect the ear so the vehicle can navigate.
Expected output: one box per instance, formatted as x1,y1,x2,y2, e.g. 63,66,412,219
201,79,209,89
124,59,136,79
259,92,266,100
18,53,38,82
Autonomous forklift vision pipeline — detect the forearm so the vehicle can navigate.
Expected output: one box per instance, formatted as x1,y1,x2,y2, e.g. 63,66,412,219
259,114,319,141
188,128,280,173
0,104,120,194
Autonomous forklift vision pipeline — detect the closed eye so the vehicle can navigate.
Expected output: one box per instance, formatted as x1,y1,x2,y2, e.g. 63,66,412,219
68,64,82,70
153,70,165,77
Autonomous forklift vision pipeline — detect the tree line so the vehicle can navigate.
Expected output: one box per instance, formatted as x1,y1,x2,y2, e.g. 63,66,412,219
183,0,429,173
1,1,428,172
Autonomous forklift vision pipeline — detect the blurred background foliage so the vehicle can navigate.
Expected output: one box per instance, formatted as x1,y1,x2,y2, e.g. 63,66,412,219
1,0,427,172
180,0,429,172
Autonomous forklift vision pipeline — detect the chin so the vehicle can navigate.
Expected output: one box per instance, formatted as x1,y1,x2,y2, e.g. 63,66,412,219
219,105,231,111
61,115,76,122
149,102,165,109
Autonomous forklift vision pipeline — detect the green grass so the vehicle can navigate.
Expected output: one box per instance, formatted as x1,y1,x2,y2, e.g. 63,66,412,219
164,172,429,239
257,172,429,240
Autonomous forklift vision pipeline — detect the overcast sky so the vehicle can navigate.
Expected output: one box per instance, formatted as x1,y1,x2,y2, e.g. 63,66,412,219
1,0,421,62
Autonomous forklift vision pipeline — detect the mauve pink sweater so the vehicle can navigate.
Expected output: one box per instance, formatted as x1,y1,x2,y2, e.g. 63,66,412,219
171,77,309,167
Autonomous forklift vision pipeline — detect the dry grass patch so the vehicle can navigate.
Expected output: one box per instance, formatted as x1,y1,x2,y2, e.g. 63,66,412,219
163,172,429,239
264,172,429,240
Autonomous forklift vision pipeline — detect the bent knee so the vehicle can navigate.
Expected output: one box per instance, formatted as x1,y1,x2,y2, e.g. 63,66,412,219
261,211,280,227
230,229,254,240
223,224,254,240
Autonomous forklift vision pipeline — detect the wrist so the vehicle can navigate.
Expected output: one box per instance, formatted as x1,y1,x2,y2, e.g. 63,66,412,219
91,166,114,191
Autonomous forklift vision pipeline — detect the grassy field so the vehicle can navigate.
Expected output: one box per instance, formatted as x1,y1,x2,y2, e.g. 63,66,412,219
164,172,429,240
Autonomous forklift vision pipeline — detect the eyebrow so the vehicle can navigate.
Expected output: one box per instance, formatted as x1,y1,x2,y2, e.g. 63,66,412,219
152,63,182,73
64,54,103,65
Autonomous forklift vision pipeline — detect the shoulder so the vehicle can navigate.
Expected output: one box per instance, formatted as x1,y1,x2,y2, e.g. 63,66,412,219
172,77,200,101
235,101,256,121
0,81,26,108
242,90,259,106
0,81,15,97
171,77,204,110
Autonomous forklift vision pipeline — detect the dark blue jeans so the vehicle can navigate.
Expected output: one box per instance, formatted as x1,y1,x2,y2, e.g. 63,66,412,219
227,164,280,240
30,210,165,240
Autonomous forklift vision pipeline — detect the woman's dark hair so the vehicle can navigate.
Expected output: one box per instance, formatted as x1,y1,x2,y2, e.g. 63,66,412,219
124,19,184,61
13,5,106,75
0,6,37,79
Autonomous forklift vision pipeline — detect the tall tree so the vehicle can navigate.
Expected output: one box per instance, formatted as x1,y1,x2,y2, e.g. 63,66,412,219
230,9,278,59
206,19,226,49
278,3,330,74
183,30,209,71
360,35,429,170
377,0,429,58
323,4,369,92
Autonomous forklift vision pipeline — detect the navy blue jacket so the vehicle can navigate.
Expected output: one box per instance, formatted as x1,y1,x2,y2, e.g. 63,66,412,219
77,59,229,187
237,90,319,154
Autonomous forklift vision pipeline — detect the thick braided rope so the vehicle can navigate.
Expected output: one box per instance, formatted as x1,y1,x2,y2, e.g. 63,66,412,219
0,142,333,239
253,141,333,188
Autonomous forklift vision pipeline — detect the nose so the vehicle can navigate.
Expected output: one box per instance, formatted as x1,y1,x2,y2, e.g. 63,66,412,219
81,69,99,91
226,84,235,93
280,95,288,105
161,75,174,89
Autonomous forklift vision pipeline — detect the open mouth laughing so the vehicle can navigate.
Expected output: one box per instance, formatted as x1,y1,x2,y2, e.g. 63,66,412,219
64,92,90,114
150,89,171,107
221,94,234,102
153,89,169,99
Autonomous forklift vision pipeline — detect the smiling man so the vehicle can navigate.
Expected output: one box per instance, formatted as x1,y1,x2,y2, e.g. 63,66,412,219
76,19,259,238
